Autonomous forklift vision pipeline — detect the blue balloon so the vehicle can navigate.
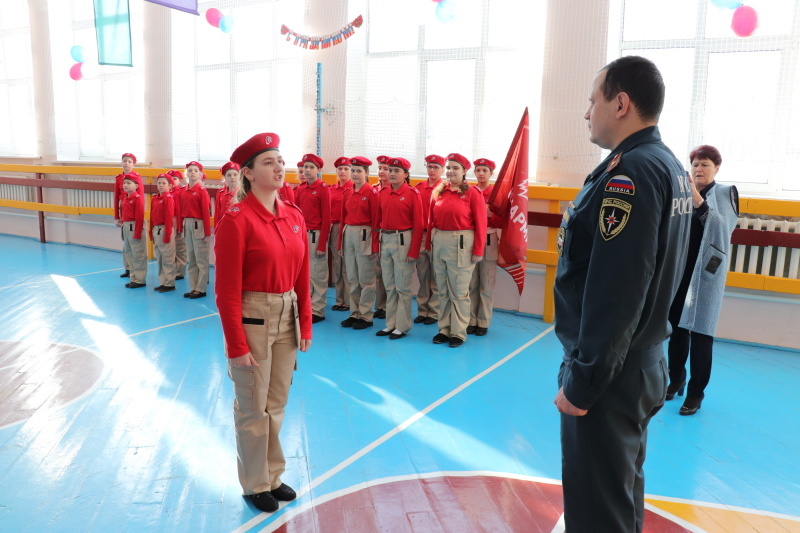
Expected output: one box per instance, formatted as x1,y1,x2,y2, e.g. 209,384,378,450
70,45,86,63
710,0,742,9
436,0,457,23
219,15,234,33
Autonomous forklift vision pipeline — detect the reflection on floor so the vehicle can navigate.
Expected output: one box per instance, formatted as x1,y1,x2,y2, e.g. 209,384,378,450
0,234,798,533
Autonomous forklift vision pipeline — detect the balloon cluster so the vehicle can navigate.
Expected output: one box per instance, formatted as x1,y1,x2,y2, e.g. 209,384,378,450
206,8,234,33
69,45,86,81
432,0,457,23
711,0,759,37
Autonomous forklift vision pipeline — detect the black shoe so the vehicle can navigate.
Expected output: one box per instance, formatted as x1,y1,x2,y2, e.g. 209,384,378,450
341,317,358,328
432,333,449,344
188,291,206,299
374,309,386,319
340,305,350,312
184,292,192,298
466,325,477,335
389,331,406,340
270,484,297,502
246,491,279,513
413,316,426,324
679,397,703,416
125,282,132,288
176,275,185,280
120,270,130,278
312,314,325,324
158,286,176,293
352,319,374,330
154,285,164,291
665,380,686,401
376,329,392,337
128,282,146,289
475,327,488,336
423,317,437,325
332,304,343,311
448,337,464,348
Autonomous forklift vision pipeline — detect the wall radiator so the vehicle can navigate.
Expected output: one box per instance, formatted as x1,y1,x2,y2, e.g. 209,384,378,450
730,216,800,279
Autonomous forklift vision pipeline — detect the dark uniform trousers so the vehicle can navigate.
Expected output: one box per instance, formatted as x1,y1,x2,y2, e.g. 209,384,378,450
559,349,667,533
227,291,299,495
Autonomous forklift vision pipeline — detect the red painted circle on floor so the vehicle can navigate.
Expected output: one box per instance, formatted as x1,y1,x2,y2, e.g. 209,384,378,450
274,475,692,532
0,340,105,429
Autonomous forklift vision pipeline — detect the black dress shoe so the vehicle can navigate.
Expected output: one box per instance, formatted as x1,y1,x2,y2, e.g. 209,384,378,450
413,316,426,324
312,314,325,324
128,282,146,289
389,331,406,340
665,380,686,401
125,282,132,288
352,319,374,330
376,329,392,337
188,291,206,299
332,304,343,311
340,305,350,311
246,491,279,512
184,292,192,298
466,325,477,335
271,483,297,502
475,327,488,336
341,317,357,327
679,397,703,416
449,337,464,347
120,270,130,278
374,309,386,319
159,286,176,293
153,285,164,291
432,333,449,344
423,317,437,325
176,275,185,280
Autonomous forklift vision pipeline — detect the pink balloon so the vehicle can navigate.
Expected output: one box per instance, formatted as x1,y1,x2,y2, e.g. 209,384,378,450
732,5,758,37
69,62,83,81
206,8,223,28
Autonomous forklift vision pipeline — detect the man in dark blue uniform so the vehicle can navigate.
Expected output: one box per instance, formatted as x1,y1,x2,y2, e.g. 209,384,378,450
553,56,693,532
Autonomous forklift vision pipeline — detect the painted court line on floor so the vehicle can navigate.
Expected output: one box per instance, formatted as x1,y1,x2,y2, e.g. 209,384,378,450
0,262,157,291
232,325,556,533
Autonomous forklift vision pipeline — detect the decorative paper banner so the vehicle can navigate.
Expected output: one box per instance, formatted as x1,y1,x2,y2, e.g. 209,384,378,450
280,15,363,50
144,0,199,15
93,0,133,67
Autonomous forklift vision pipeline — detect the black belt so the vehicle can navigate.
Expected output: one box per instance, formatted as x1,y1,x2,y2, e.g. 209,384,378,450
381,228,412,234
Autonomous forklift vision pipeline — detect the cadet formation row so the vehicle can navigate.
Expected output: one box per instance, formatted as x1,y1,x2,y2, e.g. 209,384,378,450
113,149,505,347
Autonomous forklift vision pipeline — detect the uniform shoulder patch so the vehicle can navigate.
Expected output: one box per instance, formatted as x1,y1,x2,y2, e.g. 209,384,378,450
606,152,622,172
598,198,631,241
605,175,635,195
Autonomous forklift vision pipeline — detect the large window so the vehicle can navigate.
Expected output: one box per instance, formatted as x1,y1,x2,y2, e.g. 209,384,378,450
614,0,800,197
171,0,305,165
0,0,36,157
49,0,145,161
345,0,546,174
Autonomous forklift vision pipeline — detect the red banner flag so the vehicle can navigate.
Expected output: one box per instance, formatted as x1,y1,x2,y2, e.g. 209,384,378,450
487,108,529,295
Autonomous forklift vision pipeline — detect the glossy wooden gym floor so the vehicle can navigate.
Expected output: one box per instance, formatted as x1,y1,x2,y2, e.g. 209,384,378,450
0,233,798,532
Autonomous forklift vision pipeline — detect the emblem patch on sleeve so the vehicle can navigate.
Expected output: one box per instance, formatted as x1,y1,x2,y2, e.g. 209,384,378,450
598,198,631,241
605,175,635,195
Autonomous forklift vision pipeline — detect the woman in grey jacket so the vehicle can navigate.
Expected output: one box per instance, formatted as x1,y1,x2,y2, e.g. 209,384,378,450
666,145,739,415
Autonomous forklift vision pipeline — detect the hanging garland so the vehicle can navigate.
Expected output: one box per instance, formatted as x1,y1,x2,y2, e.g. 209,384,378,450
280,15,363,49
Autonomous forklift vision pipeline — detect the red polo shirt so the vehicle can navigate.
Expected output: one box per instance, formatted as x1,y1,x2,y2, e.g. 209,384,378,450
120,191,145,239
416,178,442,227
339,182,379,252
294,178,331,253
427,185,487,256
149,192,174,242
215,186,237,230
113,172,143,219
329,180,354,224
179,182,211,236
374,182,424,259
214,193,312,358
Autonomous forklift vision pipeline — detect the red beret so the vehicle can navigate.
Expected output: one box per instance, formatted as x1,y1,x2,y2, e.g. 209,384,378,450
185,160,204,171
230,133,280,167
121,153,137,164
425,154,445,166
376,155,390,165
297,161,304,168
301,153,324,169
447,153,471,171
156,173,171,181
388,157,411,171
473,158,496,171
220,162,240,176
350,156,372,167
334,157,351,168
122,175,137,183
166,169,183,181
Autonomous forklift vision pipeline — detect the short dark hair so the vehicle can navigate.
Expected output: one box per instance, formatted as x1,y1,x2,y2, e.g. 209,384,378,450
689,145,722,166
601,56,665,122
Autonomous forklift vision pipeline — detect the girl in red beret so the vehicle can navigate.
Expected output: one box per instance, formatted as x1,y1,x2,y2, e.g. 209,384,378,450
427,153,487,347
113,153,143,279
413,154,446,325
179,161,211,298
215,162,240,230
330,157,354,312
215,132,311,514
468,158,502,336
167,169,188,280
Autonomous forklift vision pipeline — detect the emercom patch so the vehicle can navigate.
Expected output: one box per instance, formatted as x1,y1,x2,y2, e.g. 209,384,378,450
599,198,631,241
